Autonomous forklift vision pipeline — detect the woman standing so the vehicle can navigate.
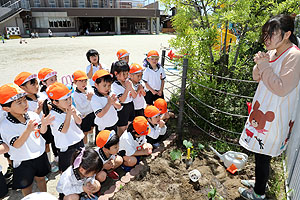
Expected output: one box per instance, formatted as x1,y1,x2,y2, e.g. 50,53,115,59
239,14,300,200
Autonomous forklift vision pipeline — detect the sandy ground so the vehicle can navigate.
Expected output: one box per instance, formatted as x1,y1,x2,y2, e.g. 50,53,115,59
0,34,178,200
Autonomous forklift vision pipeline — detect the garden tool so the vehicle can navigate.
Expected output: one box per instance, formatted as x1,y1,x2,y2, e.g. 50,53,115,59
209,146,248,173
186,148,193,168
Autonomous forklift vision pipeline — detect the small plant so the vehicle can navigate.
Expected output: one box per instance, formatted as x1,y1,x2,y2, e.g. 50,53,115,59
183,140,193,148
208,187,224,200
170,149,182,161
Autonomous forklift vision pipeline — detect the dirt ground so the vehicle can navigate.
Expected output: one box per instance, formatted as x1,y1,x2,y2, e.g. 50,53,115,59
113,145,255,200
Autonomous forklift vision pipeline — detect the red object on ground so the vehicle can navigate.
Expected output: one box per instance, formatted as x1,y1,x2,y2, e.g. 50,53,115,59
227,164,238,174
107,170,119,180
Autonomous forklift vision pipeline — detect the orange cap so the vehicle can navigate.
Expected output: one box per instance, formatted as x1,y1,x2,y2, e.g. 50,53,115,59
38,68,57,81
147,50,159,58
144,105,160,118
96,130,116,148
154,98,168,114
46,82,71,100
117,49,130,59
14,72,37,86
129,63,143,74
72,70,88,81
92,69,113,82
133,116,150,135
0,83,26,104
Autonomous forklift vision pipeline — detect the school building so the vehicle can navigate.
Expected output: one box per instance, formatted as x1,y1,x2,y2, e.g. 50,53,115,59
0,0,161,37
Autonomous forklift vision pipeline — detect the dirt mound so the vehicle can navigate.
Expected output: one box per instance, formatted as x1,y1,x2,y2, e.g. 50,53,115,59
113,146,255,200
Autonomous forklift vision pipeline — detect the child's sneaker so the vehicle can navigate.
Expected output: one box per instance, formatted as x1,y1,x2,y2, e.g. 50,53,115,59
107,170,119,180
51,162,59,173
239,187,266,200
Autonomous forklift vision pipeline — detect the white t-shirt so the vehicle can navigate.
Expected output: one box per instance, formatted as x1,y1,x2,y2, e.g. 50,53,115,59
147,124,167,139
38,91,48,101
142,65,166,91
119,130,147,156
132,81,146,110
91,88,118,130
0,111,45,164
95,147,115,164
26,94,42,113
86,63,109,87
57,166,95,195
21,192,57,200
111,80,133,104
73,86,94,117
50,106,84,151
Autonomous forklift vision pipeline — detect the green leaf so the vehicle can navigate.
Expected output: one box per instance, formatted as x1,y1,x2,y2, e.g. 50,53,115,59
208,188,217,198
183,140,193,148
170,149,182,161
198,143,205,150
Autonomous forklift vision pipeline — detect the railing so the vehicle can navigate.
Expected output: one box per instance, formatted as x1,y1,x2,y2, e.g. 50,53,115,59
25,0,158,9
0,0,30,22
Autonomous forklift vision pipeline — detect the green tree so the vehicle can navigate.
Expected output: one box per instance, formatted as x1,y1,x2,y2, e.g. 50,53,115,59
162,0,300,143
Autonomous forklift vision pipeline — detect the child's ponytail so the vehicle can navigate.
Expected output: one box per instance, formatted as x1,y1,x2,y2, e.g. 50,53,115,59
71,147,103,174
42,99,50,116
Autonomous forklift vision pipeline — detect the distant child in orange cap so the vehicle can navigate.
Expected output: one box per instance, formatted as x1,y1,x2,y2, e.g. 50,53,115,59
14,72,42,115
144,105,167,147
118,116,153,170
0,83,54,196
129,63,146,117
110,49,130,75
111,60,137,136
142,50,166,105
72,70,95,145
95,130,123,182
46,82,85,172
38,67,57,100
38,67,59,172
91,70,121,136
154,98,173,123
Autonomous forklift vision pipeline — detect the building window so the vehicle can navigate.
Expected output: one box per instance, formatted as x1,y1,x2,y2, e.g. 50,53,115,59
33,0,41,7
64,0,70,7
135,22,146,30
49,18,74,28
120,19,127,28
48,0,56,7
92,0,98,8
78,0,85,7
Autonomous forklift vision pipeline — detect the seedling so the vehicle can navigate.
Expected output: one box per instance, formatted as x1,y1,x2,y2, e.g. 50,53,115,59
170,149,182,161
208,187,224,200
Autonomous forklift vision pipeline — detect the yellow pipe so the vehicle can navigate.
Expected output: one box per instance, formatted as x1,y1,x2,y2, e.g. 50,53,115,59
187,148,191,159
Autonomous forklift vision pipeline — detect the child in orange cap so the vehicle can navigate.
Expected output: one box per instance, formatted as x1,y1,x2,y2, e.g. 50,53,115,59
111,60,137,136
72,70,95,145
118,116,153,171
154,98,173,123
144,105,167,147
95,130,123,182
91,70,121,136
0,83,54,196
14,72,42,115
110,49,130,75
38,68,57,100
38,67,59,172
129,63,146,117
46,82,85,172
142,50,166,105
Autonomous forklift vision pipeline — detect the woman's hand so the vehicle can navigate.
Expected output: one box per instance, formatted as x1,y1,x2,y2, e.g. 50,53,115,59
254,51,270,65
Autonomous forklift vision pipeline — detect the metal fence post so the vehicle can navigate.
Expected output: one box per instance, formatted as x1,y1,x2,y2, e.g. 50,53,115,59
161,49,166,67
176,58,188,144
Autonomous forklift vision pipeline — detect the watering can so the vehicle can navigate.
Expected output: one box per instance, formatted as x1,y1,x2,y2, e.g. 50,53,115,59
209,146,248,171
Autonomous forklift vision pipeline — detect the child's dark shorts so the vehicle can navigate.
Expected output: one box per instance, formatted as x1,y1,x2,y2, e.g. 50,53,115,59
134,108,144,117
81,112,95,132
58,139,84,172
41,125,55,144
0,171,8,198
117,101,135,126
145,91,164,105
12,152,50,189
